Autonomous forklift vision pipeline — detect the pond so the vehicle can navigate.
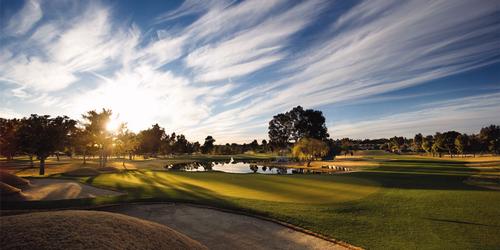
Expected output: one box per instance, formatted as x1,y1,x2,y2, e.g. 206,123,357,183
165,159,344,175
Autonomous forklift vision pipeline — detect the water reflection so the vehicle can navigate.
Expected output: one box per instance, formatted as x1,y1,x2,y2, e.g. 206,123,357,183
164,160,339,175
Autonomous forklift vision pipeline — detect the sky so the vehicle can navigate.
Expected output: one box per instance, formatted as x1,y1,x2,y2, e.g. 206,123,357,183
1,0,499,143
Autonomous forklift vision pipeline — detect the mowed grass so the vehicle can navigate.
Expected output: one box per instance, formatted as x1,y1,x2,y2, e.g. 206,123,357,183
90,171,379,204
86,154,500,250
3,152,500,249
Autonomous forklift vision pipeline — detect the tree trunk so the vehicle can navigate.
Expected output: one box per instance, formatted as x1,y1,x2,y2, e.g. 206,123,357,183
29,155,34,167
83,150,87,164
307,160,311,167
56,153,60,161
39,158,45,175
129,152,132,160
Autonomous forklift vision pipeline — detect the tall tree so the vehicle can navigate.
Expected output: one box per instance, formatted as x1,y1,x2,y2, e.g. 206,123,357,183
249,139,259,152
442,131,461,158
432,133,444,157
115,124,139,163
201,136,215,154
82,109,113,167
455,134,469,157
469,134,482,157
422,135,433,155
413,133,423,153
479,125,500,154
17,115,76,175
268,113,291,148
173,134,189,154
137,124,165,157
0,118,20,160
268,106,329,148
71,126,91,164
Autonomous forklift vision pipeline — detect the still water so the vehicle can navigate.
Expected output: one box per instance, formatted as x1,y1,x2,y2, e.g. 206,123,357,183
165,160,336,174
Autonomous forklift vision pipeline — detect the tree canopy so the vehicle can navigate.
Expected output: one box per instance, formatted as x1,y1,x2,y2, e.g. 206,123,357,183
292,137,329,167
17,115,76,175
268,106,329,147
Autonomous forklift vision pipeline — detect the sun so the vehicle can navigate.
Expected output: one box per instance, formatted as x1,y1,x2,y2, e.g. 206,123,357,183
106,117,121,133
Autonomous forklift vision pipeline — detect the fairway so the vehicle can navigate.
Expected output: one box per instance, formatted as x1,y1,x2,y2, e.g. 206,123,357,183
2,154,500,249
81,154,500,250
91,171,380,204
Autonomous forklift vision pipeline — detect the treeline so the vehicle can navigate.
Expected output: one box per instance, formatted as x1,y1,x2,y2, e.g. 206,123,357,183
335,125,500,157
1,106,499,175
0,109,279,174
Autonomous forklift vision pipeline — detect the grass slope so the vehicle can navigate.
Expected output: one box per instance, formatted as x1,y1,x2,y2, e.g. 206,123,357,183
0,210,207,250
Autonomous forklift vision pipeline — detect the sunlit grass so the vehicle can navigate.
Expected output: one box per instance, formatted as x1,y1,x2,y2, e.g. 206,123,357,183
3,152,500,249
83,153,500,249
91,171,379,204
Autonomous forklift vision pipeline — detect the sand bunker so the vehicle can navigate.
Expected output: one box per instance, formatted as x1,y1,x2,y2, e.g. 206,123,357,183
21,178,122,201
103,203,351,250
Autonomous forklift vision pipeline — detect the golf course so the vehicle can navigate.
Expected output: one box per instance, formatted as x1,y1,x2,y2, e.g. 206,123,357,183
2,151,499,249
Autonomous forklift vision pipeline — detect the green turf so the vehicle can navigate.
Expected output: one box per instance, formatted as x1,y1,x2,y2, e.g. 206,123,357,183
86,156,500,249
3,154,500,249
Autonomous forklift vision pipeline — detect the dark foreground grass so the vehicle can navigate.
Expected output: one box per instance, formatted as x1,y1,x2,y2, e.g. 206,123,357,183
2,155,500,249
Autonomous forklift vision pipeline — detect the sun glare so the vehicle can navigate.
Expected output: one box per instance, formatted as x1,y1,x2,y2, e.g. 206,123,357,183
106,118,121,133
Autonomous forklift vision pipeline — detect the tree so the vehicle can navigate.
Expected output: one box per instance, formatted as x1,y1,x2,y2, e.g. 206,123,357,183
201,136,215,154
292,138,328,167
115,124,139,164
249,139,259,152
432,133,444,157
268,106,329,148
137,124,165,157
469,134,482,157
479,125,500,154
422,135,433,155
71,127,91,164
268,113,291,148
325,138,341,160
17,115,76,175
413,133,423,153
0,118,20,160
82,109,113,167
455,134,469,157
390,136,405,152
442,131,460,158
260,139,269,153
191,141,201,154
173,134,189,154
340,138,352,156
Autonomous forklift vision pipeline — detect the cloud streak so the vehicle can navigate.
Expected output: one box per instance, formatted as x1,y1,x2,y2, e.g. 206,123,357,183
4,0,42,36
329,92,500,139
1,0,499,143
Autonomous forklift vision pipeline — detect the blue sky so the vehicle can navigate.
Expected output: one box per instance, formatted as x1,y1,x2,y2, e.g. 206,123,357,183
1,0,499,143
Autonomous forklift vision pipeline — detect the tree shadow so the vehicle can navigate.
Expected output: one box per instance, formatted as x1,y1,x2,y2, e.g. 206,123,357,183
350,171,485,191
422,217,500,227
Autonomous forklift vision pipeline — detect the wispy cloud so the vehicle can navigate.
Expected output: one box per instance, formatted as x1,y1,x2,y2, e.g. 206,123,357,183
1,0,499,143
184,0,324,82
203,0,500,140
329,92,500,139
3,0,42,36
